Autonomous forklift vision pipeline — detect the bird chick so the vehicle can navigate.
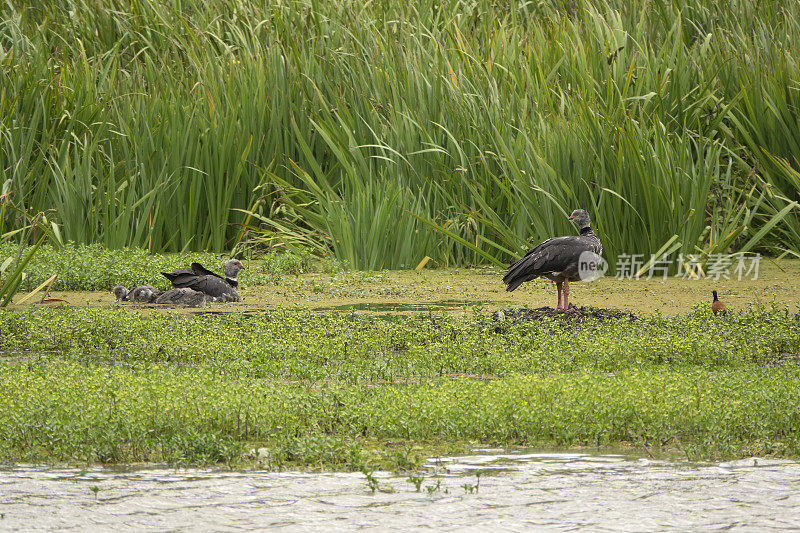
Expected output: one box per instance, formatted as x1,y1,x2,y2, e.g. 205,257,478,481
131,285,163,303
155,287,216,307
112,286,130,301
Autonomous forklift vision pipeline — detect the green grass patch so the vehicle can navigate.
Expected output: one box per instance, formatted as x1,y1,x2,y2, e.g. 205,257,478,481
0,307,799,468
0,362,798,468
0,243,339,291
1,307,798,379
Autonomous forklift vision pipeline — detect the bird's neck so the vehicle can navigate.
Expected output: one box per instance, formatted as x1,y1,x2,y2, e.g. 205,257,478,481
712,292,718,302
579,226,595,236
226,277,238,288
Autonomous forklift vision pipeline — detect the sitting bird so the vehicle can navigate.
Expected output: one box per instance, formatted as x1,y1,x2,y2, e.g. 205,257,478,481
161,259,245,302
503,209,602,310
711,290,727,316
112,286,130,301
112,285,164,303
155,287,216,307
131,285,163,303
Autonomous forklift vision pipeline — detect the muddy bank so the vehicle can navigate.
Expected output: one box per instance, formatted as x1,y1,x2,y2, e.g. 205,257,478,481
7,260,800,316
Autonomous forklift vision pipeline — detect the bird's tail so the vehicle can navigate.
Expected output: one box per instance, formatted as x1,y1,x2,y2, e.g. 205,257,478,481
504,278,525,292
503,255,532,292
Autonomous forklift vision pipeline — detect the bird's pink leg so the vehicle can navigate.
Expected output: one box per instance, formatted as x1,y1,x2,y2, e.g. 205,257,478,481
556,281,563,310
563,279,570,310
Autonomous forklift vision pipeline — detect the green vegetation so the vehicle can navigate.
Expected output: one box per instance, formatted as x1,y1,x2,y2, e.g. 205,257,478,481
2,306,798,378
1,306,798,468
3,0,800,472
0,242,337,292
0,198,62,306
2,0,799,268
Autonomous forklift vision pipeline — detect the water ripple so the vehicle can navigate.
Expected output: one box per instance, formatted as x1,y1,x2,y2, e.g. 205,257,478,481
1,452,799,531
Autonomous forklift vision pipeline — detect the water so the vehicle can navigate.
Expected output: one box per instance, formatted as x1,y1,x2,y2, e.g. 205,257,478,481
312,300,485,313
2,451,799,531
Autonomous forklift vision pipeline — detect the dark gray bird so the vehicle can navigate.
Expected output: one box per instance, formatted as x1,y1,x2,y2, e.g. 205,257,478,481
155,287,216,306
503,209,603,310
161,259,245,302
113,285,164,303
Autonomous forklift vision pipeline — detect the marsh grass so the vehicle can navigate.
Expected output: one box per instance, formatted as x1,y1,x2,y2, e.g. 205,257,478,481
2,0,799,267
0,306,799,468
0,200,62,306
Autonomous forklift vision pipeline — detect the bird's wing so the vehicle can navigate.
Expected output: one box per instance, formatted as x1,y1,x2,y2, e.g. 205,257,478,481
503,236,598,288
155,288,187,304
162,270,199,288
191,262,225,280
181,275,236,299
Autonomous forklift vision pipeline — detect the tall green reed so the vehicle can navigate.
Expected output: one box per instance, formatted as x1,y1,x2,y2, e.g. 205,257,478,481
1,0,797,268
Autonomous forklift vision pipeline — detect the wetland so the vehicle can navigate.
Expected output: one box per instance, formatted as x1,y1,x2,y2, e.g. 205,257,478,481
2,251,800,530
5,0,800,527
13,258,800,316
2,246,800,531
2,257,800,470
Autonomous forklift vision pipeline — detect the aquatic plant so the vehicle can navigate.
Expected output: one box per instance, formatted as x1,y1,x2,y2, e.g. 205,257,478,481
0,306,799,468
407,475,425,492
362,468,380,494
426,481,443,495
0,199,62,306
2,307,797,379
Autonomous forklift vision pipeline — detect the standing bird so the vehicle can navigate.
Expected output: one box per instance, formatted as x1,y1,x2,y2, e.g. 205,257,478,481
711,290,727,316
161,259,245,302
503,209,602,310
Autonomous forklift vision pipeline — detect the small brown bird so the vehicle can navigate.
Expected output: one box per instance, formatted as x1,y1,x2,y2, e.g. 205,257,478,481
711,290,727,316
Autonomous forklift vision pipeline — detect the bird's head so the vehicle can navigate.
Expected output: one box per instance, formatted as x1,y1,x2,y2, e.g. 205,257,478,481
224,259,246,279
112,286,128,301
568,209,592,229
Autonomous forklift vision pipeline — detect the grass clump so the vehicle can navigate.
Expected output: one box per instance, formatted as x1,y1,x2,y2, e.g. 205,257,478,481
1,307,797,380
257,248,343,283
